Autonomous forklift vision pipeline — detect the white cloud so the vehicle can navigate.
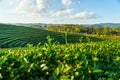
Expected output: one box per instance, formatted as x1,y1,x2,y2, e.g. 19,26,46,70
16,0,54,16
52,0,73,17
62,0,72,7
16,0,35,13
14,0,97,20
52,8,73,16
36,0,53,13
49,19,63,23
62,0,72,10
69,11,97,19
14,0,74,17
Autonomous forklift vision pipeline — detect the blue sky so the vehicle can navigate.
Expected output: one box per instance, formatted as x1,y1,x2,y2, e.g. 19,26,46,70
0,0,120,24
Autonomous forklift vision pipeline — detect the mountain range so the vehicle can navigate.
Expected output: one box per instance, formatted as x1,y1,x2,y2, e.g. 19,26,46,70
91,23,120,27
1,23,120,28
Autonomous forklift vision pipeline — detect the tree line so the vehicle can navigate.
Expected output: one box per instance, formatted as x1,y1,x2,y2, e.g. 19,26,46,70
46,24,120,36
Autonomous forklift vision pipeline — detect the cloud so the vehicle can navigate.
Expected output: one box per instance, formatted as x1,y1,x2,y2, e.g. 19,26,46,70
62,0,71,6
14,0,97,20
14,0,74,17
36,0,53,13
62,0,72,10
49,19,63,23
52,0,73,17
69,11,97,19
16,0,35,13
52,8,73,16
16,0,54,16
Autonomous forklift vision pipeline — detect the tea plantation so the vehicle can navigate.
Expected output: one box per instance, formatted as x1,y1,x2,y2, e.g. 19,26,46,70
0,24,120,80
0,24,102,48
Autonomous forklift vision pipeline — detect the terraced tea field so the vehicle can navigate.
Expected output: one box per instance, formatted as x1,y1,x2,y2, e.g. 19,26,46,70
0,24,120,79
0,24,102,48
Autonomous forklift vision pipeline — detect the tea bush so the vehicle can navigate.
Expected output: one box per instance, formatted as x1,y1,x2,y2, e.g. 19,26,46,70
0,38,120,80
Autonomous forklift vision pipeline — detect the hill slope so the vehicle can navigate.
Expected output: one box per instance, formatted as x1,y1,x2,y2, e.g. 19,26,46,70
0,24,102,48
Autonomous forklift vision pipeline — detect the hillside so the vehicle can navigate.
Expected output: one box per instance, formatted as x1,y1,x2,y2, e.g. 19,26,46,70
0,24,102,48
0,24,120,79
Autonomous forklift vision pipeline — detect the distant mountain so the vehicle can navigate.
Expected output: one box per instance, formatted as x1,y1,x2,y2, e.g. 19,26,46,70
12,23,62,28
91,23,120,27
12,23,48,28
7,23,120,28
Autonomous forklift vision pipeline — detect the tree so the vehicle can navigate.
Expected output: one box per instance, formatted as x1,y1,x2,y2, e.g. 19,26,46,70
95,26,102,36
102,26,109,35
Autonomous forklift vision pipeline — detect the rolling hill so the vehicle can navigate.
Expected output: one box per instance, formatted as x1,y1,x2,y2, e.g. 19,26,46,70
0,24,102,48
0,24,120,79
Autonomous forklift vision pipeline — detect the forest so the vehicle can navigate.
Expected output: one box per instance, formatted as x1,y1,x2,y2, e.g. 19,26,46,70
46,24,120,36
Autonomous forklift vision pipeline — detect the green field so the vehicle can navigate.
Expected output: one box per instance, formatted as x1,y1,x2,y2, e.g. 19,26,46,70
0,24,120,79
0,24,102,48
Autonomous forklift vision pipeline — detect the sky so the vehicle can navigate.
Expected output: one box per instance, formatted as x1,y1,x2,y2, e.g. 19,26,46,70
0,0,120,24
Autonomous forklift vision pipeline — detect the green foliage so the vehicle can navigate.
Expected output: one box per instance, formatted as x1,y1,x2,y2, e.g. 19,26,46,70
0,38,120,79
103,26,110,35
46,24,120,36
62,32,68,44
96,26,103,36
79,36,83,43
